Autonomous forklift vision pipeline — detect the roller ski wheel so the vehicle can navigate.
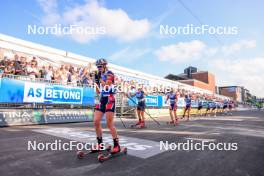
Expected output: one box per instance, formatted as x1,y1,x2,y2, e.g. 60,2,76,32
130,124,138,128
77,151,85,159
139,124,146,129
131,125,146,129
131,122,146,129
167,120,177,126
76,145,111,159
130,121,141,128
98,147,127,163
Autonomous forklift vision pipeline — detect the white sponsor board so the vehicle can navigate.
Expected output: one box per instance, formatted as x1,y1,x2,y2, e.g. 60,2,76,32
33,127,164,159
24,82,45,103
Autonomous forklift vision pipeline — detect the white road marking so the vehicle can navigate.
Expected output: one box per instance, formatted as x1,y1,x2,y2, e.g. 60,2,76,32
185,137,216,142
33,127,165,159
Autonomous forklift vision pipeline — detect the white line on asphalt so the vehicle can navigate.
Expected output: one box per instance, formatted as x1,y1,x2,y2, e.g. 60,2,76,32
33,127,165,159
185,137,216,142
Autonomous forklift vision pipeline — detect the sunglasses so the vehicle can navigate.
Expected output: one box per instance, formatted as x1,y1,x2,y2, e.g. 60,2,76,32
97,65,103,68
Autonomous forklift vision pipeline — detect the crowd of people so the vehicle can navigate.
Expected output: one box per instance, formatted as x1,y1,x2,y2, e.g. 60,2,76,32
0,53,148,88
0,54,96,86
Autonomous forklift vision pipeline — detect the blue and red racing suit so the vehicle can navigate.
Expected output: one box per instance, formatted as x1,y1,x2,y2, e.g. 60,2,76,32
198,99,203,110
95,70,116,113
223,100,228,109
167,92,177,111
135,90,146,111
185,96,192,109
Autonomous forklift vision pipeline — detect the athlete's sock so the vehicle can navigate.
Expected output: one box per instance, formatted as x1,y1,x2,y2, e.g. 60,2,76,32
97,137,103,144
113,138,119,147
111,138,121,153
93,137,103,151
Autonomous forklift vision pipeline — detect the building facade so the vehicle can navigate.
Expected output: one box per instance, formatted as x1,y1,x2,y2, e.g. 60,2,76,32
219,86,250,102
167,67,216,93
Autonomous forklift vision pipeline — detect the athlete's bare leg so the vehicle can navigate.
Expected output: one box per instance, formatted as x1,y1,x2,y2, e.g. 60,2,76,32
174,110,178,124
94,110,103,138
169,109,174,122
106,112,118,139
140,111,145,121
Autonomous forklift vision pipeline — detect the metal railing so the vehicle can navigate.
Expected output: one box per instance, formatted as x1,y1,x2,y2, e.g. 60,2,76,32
0,73,93,88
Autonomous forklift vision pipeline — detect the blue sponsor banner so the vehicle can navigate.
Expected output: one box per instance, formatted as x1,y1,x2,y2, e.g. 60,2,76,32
162,97,186,108
0,78,24,103
128,96,194,108
191,100,198,108
0,78,94,105
128,95,163,107
44,85,83,104
177,98,185,108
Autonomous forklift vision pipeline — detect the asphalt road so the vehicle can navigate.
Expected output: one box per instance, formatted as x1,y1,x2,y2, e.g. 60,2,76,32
0,110,264,176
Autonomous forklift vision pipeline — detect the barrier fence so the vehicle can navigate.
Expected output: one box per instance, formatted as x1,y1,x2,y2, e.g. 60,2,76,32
0,77,232,127
0,109,93,127
0,77,94,106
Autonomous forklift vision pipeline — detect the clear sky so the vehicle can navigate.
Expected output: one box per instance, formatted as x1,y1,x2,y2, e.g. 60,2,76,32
0,0,264,97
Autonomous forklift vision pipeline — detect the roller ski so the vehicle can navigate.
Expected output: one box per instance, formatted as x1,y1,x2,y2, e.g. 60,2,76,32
166,119,179,126
98,145,127,163
130,121,146,129
76,144,111,159
166,120,175,126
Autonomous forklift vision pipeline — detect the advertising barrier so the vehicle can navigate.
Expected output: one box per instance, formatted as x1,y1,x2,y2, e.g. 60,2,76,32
0,78,94,105
0,109,94,127
128,95,163,107
129,96,199,108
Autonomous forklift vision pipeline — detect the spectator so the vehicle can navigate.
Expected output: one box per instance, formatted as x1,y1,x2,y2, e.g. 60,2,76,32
71,71,78,86
39,66,47,79
81,69,93,86
19,57,27,75
4,61,15,75
53,69,61,83
0,56,9,72
14,55,23,75
31,57,38,66
45,66,53,82
68,66,75,76
61,68,69,85
27,62,39,79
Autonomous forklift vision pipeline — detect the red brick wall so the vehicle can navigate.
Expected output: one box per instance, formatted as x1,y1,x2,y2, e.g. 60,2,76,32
192,72,209,83
179,72,216,93
179,79,215,93
219,87,242,102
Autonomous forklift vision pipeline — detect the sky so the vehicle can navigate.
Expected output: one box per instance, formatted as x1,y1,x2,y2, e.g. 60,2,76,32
0,0,264,97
